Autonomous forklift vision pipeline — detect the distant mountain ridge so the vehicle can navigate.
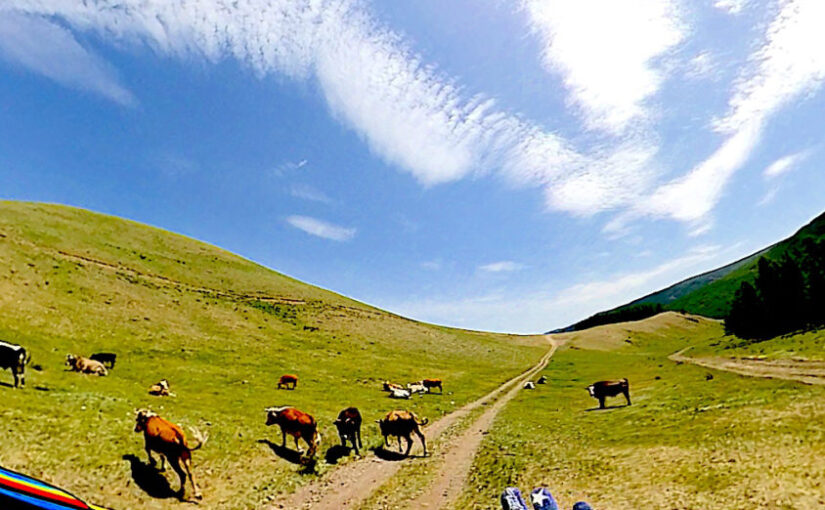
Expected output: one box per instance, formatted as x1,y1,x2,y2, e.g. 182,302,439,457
555,210,825,332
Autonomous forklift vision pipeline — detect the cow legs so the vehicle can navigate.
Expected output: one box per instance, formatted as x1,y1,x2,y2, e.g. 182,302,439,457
159,454,166,472
294,436,303,453
168,457,188,499
598,396,606,409
12,370,20,388
356,428,363,450
397,436,403,452
145,446,158,467
415,429,427,456
383,434,390,448
403,435,413,456
624,390,632,406
281,430,287,447
182,457,202,500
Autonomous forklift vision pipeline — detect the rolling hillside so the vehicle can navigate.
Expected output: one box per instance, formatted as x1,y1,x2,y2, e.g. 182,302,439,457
0,201,547,509
567,210,825,329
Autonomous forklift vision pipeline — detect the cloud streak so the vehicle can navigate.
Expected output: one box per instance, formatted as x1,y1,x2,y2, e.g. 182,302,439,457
0,11,135,105
286,215,356,241
478,261,524,273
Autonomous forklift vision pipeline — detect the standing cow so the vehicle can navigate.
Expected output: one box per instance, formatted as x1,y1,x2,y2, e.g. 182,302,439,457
586,379,631,409
422,378,443,393
265,406,321,458
134,409,208,500
333,407,363,455
0,341,30,388
376,410,428,457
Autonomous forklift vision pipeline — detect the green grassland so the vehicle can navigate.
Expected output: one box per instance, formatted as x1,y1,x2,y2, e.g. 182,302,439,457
457,313,825,509
691,326,825,361
0,201,547,509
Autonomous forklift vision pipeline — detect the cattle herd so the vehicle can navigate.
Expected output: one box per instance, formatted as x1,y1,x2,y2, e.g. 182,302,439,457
1,339,632,503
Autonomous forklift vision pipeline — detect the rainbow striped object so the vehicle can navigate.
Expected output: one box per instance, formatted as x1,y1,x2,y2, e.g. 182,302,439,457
0,466,109,510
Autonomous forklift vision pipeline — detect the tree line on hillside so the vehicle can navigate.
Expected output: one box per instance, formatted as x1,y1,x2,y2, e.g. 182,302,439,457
726,238,825,339
571,303,664,331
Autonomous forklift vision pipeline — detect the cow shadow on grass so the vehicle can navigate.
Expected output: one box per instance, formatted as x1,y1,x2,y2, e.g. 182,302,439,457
371,446,420,461
324,444,352,465
0,381,12,389
257,439,318,474
122,454,178,499
585,404,630,412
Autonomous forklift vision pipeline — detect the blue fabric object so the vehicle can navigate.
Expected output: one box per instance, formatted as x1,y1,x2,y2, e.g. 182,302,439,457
572,502,592,510
500,487,529,510
530,487,559,510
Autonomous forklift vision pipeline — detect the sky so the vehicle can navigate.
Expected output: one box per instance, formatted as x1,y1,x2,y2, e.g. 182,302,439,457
0,0,823,334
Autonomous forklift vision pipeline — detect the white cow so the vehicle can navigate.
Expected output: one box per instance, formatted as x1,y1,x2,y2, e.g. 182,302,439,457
389,388,411,399
406,382,426,394
523,381,536,390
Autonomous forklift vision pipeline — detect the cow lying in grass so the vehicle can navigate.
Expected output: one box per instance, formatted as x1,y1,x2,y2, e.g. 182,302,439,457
65,354,107,376
383,381,403,392
377,410,428,457
148,379,175,397
587,378,631,409
407,382,426,394
134,409,208,500
278,374,298,390
0,341,30,388
333,407,363,455
265,406,321,459
389,388,411,399
90,352,116,369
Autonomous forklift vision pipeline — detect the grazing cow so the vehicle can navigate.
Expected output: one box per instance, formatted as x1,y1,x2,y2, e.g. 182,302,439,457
407,382,426,394
0,341,30,388
376,410,428,456
89,352,117,369
536,375,548,384
523,381,536,390
65,354,107,376
389,388,411,399
278,374,298,390
148,379,174,397
265,406,321,458
333,407,363,455
422,378,442,393
586,379,631,409
134,409,208,500
382,381,403,392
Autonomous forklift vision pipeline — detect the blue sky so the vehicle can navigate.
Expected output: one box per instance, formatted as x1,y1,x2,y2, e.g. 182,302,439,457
1,0,823,333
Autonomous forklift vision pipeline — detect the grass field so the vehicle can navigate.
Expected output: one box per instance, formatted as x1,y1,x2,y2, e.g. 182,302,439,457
0,201,547,509
457,313,825,509
689,327,825,362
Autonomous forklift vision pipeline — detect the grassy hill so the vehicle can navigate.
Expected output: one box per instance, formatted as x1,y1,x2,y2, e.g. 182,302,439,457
458,313,825,509
569,210,825,328
0,201,547,509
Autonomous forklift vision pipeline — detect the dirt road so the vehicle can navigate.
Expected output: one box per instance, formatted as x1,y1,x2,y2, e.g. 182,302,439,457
272,338,556,510
671,347,825,386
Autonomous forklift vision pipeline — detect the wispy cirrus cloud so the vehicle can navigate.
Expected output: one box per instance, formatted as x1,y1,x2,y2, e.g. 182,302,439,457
0,0,648,220
0,11,135,106
286,215,355,242
478,261,524,273
290,184,334,204
714,0,752,15
522,0,684,133
763,150,810,179
634,0,825,226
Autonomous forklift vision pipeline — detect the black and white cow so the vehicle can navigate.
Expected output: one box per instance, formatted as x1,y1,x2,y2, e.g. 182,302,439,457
0,341,30,388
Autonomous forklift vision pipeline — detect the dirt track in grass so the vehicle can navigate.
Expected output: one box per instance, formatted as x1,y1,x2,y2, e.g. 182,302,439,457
670,347,825,385
272,338,556,510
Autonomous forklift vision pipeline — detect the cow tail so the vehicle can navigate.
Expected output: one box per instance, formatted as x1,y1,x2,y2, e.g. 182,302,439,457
188,427,209,451
23,350,31,365
415,416,429,427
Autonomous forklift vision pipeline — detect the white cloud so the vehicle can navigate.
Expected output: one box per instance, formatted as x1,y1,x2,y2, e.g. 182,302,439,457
634,0,825,226
0,0,650,219
757,186,779,206
420,260,442,271
522,0,684,133
290,184,334,204
286,215,356,242
714,0,751,15
763,150,809,179
0,11,134,105
274,159,308,176
478,261,524,273
685,51,716,80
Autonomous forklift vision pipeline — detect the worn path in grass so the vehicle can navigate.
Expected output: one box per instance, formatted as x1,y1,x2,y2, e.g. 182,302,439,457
671,347,825,385
273,338,556,510
406,337,557,510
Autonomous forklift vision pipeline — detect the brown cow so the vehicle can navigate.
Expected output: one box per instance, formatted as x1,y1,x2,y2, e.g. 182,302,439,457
265,406,321,458
65,354,107,376
382,381,403,392
333,407,363,455
422,378,442,393
278,374,298,390
376,410,428,457
134,409,208,500
587,378,631,409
